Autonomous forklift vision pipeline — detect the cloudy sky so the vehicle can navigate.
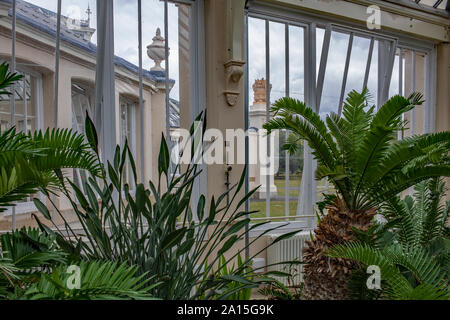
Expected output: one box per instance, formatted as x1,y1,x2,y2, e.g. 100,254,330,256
26,0,401,115
28,0,181,99
248,17,402,119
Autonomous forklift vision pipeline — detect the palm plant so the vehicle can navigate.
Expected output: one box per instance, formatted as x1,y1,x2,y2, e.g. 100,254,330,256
0,228,157,300
0,128,102,212
263,89,450,299
382,178,449,257
33,113,295,300
0,62,22,95
21,261,158,300
0,62,102,212
0,227,68,298
326,178,449,300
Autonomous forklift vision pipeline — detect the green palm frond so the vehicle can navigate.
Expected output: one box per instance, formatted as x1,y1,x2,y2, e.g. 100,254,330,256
339,89,375,172
381,177,449,250
353,94,424,206
372,93,423,129
0,160,58,211
326,242,449,300
365,132,450,191
263,89,448,211
270,98,339,158
29,128,103,176
326,242,413,295
0,127,102,211
361,165,450,210
22,261,158,300
0,227,67,271
0,62,23,95
383,245,445,286
264,101,338,171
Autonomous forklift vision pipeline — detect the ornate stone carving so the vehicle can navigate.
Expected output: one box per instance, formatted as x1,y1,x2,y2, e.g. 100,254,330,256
224,60,245,107
252,78,271,104
147,28,169,71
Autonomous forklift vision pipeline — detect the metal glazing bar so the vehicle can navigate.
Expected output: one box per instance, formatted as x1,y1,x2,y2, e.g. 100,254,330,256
10,0,17,231
284,23,290,221
164,0,171,158
381,40,398,107
23,76,27,133
411,51,416,136
265,19,270,218
363,37,375,91
338,32,353,116
53,0,62,127
424,50,435,134
138,0,145,183
409,50,416,196
316,24,331,110
433,0,443,8
244,12,250,261
398,48,404,140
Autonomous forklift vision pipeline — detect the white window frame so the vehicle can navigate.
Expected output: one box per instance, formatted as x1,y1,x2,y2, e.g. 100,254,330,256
245,1,437,230
2,64,44,217
71,81,96,190
119,95,138,189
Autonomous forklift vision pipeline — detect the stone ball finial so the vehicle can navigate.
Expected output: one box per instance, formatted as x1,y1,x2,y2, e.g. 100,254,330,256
253,78,271,104
147,28,169,71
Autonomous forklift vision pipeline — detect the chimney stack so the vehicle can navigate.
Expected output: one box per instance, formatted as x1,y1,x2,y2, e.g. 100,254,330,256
252,78,271,105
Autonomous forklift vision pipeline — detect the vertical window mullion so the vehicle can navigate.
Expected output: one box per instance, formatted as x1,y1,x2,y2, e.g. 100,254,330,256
23,76,27,134
411,51,416,137
10,0,17,231
424,49,436,134
284,23,290,221
244,11,250,260
398,48,404,140
265,19,270,219
95,0,116,165
10,0,17,128
164,0,171,150
54,0,62,127
138,0,145,183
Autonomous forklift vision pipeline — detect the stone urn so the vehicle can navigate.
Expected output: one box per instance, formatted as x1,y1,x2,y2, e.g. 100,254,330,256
147,28,169,71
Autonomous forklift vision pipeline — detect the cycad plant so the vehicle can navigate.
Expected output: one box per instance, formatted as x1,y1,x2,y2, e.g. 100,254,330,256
263,89,450,299
0,62,102,212
0,227,158,300
327,178,449,300
21,261,158,300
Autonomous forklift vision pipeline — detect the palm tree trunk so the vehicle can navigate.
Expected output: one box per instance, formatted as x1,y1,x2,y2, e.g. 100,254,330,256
301,198,377,300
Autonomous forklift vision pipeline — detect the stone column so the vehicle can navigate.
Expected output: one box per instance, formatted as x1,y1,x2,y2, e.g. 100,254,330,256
249,79,278,199
436,43,450,201
204,0,246,214
436,43,449,133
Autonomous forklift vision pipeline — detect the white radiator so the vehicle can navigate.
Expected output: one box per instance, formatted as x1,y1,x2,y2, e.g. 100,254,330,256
266,231,312,287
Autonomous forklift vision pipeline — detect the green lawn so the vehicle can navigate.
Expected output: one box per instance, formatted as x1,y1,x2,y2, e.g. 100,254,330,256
249,200,299,220
249,177,335,219
273,176,302,197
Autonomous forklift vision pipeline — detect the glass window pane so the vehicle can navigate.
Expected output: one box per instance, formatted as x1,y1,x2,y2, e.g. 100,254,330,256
320,31,349,117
